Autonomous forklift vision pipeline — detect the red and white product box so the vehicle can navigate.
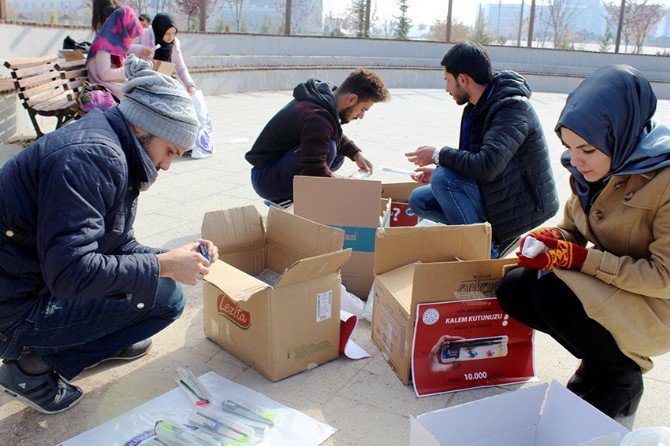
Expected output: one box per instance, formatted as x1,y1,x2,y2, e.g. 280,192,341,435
412,299,535,397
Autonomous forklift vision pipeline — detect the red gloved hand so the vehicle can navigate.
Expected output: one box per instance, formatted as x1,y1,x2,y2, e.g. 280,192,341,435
517,234,587,271
519,227,564,251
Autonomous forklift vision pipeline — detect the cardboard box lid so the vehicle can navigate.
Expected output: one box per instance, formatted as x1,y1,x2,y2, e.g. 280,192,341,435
153,59,175,75
293,176,383,227
374,224,491,276
204,259,269,301
275,249,352,288
411,257,518,302
409,381,629,446
202,205,265,255
381,182,421,202
266,206,344,258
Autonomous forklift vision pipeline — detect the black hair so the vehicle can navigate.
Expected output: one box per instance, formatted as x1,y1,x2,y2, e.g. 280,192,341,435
138,13,151,23
440,42,493,85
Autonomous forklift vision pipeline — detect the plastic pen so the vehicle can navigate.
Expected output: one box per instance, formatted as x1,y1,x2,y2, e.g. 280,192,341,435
154,419,221,446
198,243,211,262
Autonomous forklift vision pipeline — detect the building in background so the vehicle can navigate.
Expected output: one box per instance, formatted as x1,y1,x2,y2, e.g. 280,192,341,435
5,0,87,25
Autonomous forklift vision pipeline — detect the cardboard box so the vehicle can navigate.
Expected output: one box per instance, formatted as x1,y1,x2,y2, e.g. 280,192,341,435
381,182,421,227
201,205,351,381
153,60,175,75
59,49,86,61
371,224,520,385
409,381,629,446
294,176,389,299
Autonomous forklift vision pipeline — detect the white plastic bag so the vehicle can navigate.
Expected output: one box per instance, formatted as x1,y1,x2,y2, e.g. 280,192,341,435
620,427,670,446
190,90,214,159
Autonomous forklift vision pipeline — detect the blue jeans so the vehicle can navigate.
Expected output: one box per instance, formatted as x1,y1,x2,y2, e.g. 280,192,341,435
0,278,184,380
251,140,343,201
409,166,499,258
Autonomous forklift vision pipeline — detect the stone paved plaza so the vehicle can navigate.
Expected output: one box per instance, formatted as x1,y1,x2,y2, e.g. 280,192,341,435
0,89,669,445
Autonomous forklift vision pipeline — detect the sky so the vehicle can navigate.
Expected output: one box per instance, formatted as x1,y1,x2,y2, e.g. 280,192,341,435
322,0,670,27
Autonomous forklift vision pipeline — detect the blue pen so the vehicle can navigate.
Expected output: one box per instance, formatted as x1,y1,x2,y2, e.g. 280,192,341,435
198,243,211,262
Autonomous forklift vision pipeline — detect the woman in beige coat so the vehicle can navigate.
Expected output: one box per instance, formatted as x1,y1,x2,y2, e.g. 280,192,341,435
496,64,670,418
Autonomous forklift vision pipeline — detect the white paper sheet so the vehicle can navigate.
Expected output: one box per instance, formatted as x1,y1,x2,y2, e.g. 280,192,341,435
60,372,336,446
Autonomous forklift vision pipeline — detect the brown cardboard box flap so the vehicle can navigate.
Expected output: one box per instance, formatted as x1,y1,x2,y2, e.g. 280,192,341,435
275,249,352,288
266,206,344,258
412,257,519,303
202,206,266,255
374,224,492,275
294,176,383,226
153,60,175,75
204,259,269,301
381,182,421,202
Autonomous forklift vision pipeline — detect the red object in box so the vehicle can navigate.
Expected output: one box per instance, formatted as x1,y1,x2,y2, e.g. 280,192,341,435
389,201,419,227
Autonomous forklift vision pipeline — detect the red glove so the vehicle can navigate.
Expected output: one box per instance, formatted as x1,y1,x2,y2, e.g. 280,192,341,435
517,235,587,271
519,227,564,251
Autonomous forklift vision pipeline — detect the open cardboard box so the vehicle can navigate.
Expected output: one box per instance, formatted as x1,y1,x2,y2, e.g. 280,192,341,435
294,175,390,299
409,381,629,446
381,182,421,227
201,205,351,381
59,49,86,61
153,59,175,75
371,223,525,385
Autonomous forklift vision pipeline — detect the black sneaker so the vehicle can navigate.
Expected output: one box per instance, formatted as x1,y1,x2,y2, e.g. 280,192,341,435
85,338,152,370
0,361,83,414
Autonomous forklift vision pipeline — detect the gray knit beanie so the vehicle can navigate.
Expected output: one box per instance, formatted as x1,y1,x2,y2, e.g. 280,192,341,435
118,55,199,149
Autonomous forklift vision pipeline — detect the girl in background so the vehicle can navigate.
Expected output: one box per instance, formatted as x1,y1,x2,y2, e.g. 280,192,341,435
136,13,196,95
86,6,144,100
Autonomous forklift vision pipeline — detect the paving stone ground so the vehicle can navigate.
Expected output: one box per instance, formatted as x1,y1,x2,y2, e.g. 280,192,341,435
0,89,669,446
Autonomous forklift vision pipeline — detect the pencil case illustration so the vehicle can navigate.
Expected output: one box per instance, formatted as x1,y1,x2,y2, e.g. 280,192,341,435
439,335,508,363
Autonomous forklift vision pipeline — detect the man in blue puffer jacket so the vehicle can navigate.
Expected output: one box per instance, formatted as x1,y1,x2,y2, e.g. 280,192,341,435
0,56,218,414
405,42,559,257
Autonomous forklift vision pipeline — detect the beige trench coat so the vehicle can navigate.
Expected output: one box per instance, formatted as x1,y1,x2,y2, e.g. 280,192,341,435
554,168,670,372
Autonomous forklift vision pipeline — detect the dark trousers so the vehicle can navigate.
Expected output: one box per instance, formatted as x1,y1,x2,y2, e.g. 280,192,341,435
496,268,637,374
250,140,343,201
0,278,185,380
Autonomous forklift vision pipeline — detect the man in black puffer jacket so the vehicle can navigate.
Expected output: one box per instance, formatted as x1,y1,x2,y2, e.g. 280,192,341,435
406,42,559,257
0,56,217,414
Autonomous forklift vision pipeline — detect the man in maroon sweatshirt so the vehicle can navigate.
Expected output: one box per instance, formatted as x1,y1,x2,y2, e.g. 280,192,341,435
245,69,389,203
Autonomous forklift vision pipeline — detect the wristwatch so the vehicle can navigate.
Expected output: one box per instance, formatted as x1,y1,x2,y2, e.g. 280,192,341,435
432,148,441,165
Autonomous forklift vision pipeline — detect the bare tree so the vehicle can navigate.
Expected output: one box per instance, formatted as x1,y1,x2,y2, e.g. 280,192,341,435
604,0,665,53
428,18,470,42
345,0,367,37
323,9,344,36
226,0,245,32
543,0,580,49
274,0,316,35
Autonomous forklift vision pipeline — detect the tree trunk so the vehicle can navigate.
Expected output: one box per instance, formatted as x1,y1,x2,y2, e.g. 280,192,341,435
199,0,207,32
364,0,372,38
284,0,292,35
0,0,6,21
614,0,626,53
517,0,525,46
446,0,453,42
527,0,536,48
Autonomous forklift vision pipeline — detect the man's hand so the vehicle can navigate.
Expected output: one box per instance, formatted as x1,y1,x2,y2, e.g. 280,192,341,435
187,85,196,96
405,146,437,167
430,335,465,372
412,166,434,184
353,152,373,174
157,241,216,285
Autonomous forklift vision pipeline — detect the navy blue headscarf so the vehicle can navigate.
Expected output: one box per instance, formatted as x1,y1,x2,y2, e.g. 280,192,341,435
556,65,670,213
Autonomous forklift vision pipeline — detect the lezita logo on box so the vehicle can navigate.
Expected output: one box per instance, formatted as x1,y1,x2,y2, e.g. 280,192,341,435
217,294,251,330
